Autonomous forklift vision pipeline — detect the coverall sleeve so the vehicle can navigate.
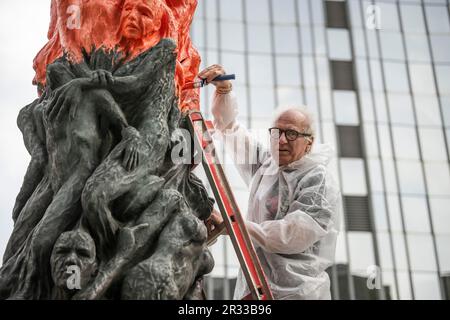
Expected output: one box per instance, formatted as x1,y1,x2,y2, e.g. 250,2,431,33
212,92,269,186
246,166,336,255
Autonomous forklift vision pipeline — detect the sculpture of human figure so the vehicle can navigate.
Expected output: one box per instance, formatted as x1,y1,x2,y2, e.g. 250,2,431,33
73,188,185,300
120,205,214,300
50,230,97,300
80,0,181,259
0,0,178,300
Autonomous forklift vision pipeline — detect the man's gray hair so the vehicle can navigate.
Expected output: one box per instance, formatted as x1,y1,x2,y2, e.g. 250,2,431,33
272,105,316,139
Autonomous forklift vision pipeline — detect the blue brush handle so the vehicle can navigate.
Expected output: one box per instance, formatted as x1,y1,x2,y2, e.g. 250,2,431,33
200,74,236,87
213,74,236,81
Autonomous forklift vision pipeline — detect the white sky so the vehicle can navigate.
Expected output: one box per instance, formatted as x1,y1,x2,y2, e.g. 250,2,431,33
0,0,52,259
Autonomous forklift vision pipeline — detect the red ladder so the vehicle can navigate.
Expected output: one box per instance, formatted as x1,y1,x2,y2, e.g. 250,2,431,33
187,111,273,301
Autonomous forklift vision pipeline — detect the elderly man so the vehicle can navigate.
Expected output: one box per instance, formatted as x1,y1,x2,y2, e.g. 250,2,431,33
199,65,340,300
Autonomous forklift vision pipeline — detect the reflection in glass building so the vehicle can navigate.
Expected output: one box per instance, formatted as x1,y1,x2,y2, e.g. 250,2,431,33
190,0,450,300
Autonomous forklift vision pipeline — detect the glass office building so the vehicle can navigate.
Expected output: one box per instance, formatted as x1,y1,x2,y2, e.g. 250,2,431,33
190,0,450,300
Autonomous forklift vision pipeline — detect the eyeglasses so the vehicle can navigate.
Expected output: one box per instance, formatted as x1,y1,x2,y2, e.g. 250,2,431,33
268,127,312,141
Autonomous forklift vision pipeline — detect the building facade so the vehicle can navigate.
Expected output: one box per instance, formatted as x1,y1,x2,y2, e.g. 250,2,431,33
191,0,450,300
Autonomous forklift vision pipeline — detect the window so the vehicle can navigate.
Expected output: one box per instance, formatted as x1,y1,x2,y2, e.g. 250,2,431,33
437,235,450,273
313,26,327,55
274,26,299,55
359,91,375,122
392,234,409,271
377,232,394,272
348,232,376,272
398,160,426,195
401,196,431,233
300,27,314,54
338,126,363,158
412,273,442,300
383,62,409,93
344,196,372,232
352,28,367,58
425,5,450,33
206,20,218,50
364,123,379,158
435,65,450,95
392,126,420,160
418,128,448,162
244,0,270,23
409,64,436,95
388,93,415,125
415,95,442,127
334,91,359,125
347,0,363,28
325,0,348,28
397,271,413,300
400,4,426,34
331,60,355,90
405,35,431,62
387,194,403,233
424,163,450,196
298,0,311,26
247,24,271,53
369,60,383,92
377,2,400,31
204,0,217,20
222,53,247,85
271,0,296,24
366,31,380,59
340,158,368,196
430,35,450,63
380,32,405,60
368,159,384,192
310,0,325,25
328,29,352,60
276,88,304,106
430,197,450,235
302,57,316,88
275,56,301,86
378,124,394,160
372,193,388,231
441,96,450,127
220,22,245,52
219,0,243,21
191,19,204,45
355,60,370,91
408,235,439,272
248,55,274,86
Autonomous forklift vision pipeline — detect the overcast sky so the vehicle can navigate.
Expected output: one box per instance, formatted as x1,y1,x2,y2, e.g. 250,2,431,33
0,0,51,258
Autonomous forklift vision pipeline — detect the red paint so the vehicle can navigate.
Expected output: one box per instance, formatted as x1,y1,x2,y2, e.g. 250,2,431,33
33,0,200,111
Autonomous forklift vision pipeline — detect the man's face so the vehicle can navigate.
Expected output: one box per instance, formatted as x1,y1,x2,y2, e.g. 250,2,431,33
120,0,163,40
270,110,313,166
50,231,97,291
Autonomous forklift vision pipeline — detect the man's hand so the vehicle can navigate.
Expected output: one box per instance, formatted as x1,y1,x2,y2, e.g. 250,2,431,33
46,78,85,123
205,209,227,235
199,65,237,132
198,64,232,93
90,69,114,88
121,127,148,172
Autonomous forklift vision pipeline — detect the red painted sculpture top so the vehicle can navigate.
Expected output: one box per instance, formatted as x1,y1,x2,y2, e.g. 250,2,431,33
33,0,200,111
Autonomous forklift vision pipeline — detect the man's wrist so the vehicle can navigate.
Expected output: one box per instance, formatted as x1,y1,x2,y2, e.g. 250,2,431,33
215,81,232,94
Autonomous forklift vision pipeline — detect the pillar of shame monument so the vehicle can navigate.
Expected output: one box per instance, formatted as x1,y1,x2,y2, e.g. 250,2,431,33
0,0,216,300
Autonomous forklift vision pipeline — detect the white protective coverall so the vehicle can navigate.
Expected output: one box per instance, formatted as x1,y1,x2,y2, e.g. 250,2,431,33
212,92,341,300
